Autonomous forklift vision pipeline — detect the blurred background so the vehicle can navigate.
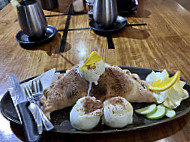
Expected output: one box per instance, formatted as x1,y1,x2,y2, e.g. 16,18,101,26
0,0,9,10
0,0,190,12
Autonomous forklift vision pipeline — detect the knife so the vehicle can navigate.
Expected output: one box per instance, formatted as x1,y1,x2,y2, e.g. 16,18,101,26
9,74,42,142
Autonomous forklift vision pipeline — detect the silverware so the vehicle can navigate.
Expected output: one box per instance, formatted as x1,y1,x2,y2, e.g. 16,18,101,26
9,74,41,142
31,80,44,103
24,80,54,132
17,0,47,38
93,0,118,27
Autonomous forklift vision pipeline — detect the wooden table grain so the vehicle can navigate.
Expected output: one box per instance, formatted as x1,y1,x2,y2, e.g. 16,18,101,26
0,0,190,141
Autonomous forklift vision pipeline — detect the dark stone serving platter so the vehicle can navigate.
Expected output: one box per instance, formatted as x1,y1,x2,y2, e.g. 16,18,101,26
1,66,190,134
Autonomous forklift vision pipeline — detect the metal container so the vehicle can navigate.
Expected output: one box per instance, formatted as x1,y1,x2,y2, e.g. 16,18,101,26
38,0,58,10
93,0,118,27
17,0,47,38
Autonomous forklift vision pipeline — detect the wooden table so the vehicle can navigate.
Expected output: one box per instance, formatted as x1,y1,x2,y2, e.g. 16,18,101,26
1,0,190,141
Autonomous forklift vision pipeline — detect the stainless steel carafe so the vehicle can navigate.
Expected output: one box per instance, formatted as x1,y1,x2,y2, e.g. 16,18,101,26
93,0,118,27
17,0,47,38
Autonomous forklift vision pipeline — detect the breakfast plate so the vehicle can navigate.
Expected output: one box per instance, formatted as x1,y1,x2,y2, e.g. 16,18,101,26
0,66,190,134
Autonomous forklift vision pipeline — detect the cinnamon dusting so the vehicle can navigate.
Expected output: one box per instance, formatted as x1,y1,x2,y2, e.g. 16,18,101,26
87,64,96,70
82,97,103,114
108,97,124,106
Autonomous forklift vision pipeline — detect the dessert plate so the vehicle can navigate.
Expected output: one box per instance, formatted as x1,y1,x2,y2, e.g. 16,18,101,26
15,25,57,45
1,66,190,134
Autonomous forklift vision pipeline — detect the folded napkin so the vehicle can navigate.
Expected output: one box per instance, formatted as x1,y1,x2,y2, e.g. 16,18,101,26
9,68,60,104
8,68,60,131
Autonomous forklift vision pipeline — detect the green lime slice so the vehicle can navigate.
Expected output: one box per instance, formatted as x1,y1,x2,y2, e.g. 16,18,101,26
146,105,166,120
166,108,176,118
135,104,157,115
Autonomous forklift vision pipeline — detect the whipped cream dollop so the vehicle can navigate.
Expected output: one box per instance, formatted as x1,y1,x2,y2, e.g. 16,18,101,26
79,60,105,85
70,96,103,130
102,97,133,128
146,70,189,109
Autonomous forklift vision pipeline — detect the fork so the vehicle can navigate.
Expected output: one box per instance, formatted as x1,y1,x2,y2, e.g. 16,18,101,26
30,80,54,131
31,80,43,103
24,80,54,133
25,84,43,134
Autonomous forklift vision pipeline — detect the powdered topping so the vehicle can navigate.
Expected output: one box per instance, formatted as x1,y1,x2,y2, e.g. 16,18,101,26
102,96,133,128
82,97,103,114
108,97,124,106
70,96,103,130
87,64,96,70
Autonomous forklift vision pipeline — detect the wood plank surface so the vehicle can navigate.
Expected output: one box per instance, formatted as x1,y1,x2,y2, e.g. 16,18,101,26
0,0,190,141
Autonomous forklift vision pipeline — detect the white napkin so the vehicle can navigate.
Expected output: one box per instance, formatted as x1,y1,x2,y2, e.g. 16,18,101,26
9,68,60,104
8,68,60,128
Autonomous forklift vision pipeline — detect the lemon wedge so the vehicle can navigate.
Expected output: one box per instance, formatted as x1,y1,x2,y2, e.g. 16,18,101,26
79,51,103,70
148,71,180,92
